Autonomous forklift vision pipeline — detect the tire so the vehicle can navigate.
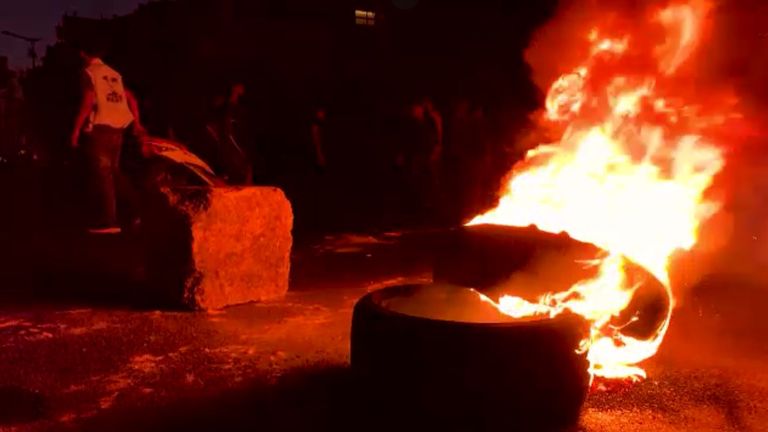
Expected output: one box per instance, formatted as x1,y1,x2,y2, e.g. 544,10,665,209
434,224,670,341
433,224,602,292
351,284,591,431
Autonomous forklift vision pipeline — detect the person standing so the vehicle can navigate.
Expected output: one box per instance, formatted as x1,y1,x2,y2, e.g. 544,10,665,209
397,97,444,222
204,82,253,185
421,97,444,168
310,106,328,170
0,57,13,152
70,42,143,234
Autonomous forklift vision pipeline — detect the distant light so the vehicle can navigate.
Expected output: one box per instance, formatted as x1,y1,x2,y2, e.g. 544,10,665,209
355,9,375,26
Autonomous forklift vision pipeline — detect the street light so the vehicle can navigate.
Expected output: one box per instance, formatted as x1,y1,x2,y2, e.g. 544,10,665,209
1,30,41,68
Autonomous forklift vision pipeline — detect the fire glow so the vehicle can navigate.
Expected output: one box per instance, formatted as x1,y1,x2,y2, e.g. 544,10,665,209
469,1,728,382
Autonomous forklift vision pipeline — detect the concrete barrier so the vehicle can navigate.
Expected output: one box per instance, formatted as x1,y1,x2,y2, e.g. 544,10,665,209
143,186,293,310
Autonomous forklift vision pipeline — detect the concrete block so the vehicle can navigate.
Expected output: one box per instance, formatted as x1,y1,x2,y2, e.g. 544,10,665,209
144,186,293,310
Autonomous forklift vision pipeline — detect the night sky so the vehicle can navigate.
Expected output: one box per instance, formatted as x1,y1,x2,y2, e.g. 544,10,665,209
1,0,143,69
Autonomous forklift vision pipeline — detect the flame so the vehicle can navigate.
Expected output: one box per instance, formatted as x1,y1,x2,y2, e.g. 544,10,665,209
545,68,588,122
656,1,711,75
468,1,727,382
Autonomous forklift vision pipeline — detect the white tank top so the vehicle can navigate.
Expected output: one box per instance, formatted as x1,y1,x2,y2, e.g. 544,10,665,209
85,59,134,129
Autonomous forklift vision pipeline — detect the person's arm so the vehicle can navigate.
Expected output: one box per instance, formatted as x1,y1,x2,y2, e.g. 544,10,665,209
71,86,95,149
126,89,145,136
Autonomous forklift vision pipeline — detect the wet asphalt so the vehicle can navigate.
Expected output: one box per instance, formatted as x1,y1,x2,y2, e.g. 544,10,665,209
0,231,766,431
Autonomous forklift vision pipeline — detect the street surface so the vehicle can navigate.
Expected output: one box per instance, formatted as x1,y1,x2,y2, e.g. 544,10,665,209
0,231,766,431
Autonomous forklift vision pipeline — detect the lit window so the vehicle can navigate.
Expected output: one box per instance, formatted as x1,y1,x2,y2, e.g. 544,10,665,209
355,9,375,26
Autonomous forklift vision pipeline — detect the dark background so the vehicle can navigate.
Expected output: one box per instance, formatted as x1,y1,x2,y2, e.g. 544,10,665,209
0,0,141,68
5,0,559,234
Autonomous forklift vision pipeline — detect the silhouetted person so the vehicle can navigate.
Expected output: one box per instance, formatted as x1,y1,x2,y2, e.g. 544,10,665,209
422,97,445,219
0,57,16,154
398,97,444,221
70,42,144,234
1,78,23,155
469,103,491,200
310,106,328,170
0,56,10,94
447,99,490,218
422,98,444,164
204,82,252,184
400,99,443,174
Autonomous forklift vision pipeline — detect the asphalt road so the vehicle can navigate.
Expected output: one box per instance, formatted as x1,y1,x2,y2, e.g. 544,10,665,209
0,231,766,431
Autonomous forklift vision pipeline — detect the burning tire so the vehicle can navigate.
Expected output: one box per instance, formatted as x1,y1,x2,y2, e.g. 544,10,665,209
433,224,601,291
435,224,670,341
351,283,590,430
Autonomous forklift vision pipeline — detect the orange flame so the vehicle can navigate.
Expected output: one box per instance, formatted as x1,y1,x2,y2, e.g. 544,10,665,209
469,1,726,382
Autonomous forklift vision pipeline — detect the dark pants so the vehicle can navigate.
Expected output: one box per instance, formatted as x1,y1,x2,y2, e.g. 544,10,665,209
84,125,131,228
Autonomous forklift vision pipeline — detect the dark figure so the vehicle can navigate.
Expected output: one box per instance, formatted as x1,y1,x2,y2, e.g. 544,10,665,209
0,58,19,154
204,82,252,185
468,104,493,211
400,99,443,175
446,99,491,219
310,106,328,170
0,57,11,135
70,43,144,234
422,98,444,166
0,69,23,157
397,97,444,221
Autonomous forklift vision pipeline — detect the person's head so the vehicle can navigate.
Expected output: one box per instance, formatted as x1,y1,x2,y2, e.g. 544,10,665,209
74,40,108,64
229,82,246,103
315,107,327,121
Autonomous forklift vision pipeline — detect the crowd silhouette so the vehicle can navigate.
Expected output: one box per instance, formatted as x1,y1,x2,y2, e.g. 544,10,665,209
0,0,557,234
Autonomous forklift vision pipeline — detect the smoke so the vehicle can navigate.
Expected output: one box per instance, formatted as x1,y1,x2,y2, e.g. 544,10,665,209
525,0,768,114
519,0,768,296
524,0,666,93
705,0,768,114
696,0,768,288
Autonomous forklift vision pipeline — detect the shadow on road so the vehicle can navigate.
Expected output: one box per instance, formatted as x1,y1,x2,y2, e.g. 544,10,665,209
74,366,365,432
74,364,573,432
72,365,577,432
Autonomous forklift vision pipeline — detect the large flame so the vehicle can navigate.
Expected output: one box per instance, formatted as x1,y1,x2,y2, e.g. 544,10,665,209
469,1,728,382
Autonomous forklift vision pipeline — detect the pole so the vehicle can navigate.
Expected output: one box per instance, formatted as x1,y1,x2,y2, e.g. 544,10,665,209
1,30,41,69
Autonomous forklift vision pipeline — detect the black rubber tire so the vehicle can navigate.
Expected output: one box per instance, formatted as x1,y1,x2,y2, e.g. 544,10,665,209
351,284,591,431
433,224,602,292
434,224,670,340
